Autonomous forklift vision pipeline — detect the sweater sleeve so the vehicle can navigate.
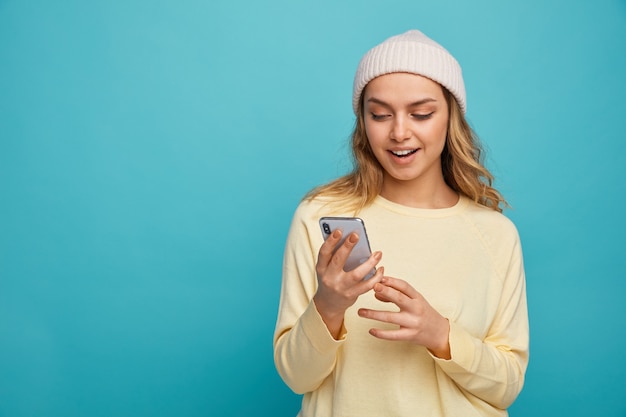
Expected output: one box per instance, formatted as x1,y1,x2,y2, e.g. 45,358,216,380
273,203,346,394
432,231,529,409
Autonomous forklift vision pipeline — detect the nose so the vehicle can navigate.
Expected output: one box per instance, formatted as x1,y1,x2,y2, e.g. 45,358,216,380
391,115,410,141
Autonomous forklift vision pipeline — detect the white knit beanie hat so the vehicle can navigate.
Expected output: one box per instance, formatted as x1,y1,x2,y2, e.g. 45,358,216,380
352,30,466,114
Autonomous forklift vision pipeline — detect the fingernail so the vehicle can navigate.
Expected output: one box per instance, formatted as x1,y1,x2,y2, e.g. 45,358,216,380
374,251,382,260
348,233,358,244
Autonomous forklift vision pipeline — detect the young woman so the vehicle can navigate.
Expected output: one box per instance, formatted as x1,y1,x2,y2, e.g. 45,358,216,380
273,30,529,417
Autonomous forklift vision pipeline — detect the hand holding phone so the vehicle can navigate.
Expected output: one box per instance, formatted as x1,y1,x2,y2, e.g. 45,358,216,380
319,217,376,280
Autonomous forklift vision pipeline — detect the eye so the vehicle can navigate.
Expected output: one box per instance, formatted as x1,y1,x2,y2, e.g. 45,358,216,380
370,112,390,121
411,112,434,121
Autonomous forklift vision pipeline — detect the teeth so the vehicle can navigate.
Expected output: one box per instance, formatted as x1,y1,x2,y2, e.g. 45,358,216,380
391,149,416,156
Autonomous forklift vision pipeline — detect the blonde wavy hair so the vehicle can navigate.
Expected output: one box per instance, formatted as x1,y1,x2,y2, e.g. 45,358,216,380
305,87,507,213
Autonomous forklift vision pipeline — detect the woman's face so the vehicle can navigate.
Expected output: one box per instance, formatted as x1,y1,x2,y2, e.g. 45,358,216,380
363,73,449,193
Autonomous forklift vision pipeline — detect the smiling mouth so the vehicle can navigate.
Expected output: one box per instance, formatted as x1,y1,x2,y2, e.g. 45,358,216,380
390,149,418,158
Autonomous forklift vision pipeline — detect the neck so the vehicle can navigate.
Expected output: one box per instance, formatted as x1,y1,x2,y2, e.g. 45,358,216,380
380,175,459,209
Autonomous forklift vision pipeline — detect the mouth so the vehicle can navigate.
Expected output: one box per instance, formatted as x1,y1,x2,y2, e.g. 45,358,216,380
389,149,418,158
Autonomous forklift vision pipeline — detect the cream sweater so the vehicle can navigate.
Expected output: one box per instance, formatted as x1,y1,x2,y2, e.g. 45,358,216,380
274,195,529,417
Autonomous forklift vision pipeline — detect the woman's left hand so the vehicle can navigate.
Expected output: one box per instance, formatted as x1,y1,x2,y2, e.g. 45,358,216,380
357,275,451,359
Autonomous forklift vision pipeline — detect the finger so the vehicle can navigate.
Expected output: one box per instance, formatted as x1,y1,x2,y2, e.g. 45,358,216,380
360,307,428,332
352,265,384,294
328,232,360,271
317,229,343,269
379,276,421,299
372,280,413,308
371,278,397,303
348,250,383,282
368,327,415,341
373,290,395,304
357,306,400,325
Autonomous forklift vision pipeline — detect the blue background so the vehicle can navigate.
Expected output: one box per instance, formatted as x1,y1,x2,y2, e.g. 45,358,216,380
1,0,625,416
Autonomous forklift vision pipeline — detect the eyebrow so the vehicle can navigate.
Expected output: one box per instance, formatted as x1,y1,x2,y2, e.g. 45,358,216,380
366,97,437,107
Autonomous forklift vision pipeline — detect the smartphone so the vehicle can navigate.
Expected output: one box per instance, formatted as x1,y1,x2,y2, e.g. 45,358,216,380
319,217,376,280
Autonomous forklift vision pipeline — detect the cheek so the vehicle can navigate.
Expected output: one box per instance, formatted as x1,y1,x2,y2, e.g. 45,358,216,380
364,122,385,147
363,121,373,141
425,120,449,146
